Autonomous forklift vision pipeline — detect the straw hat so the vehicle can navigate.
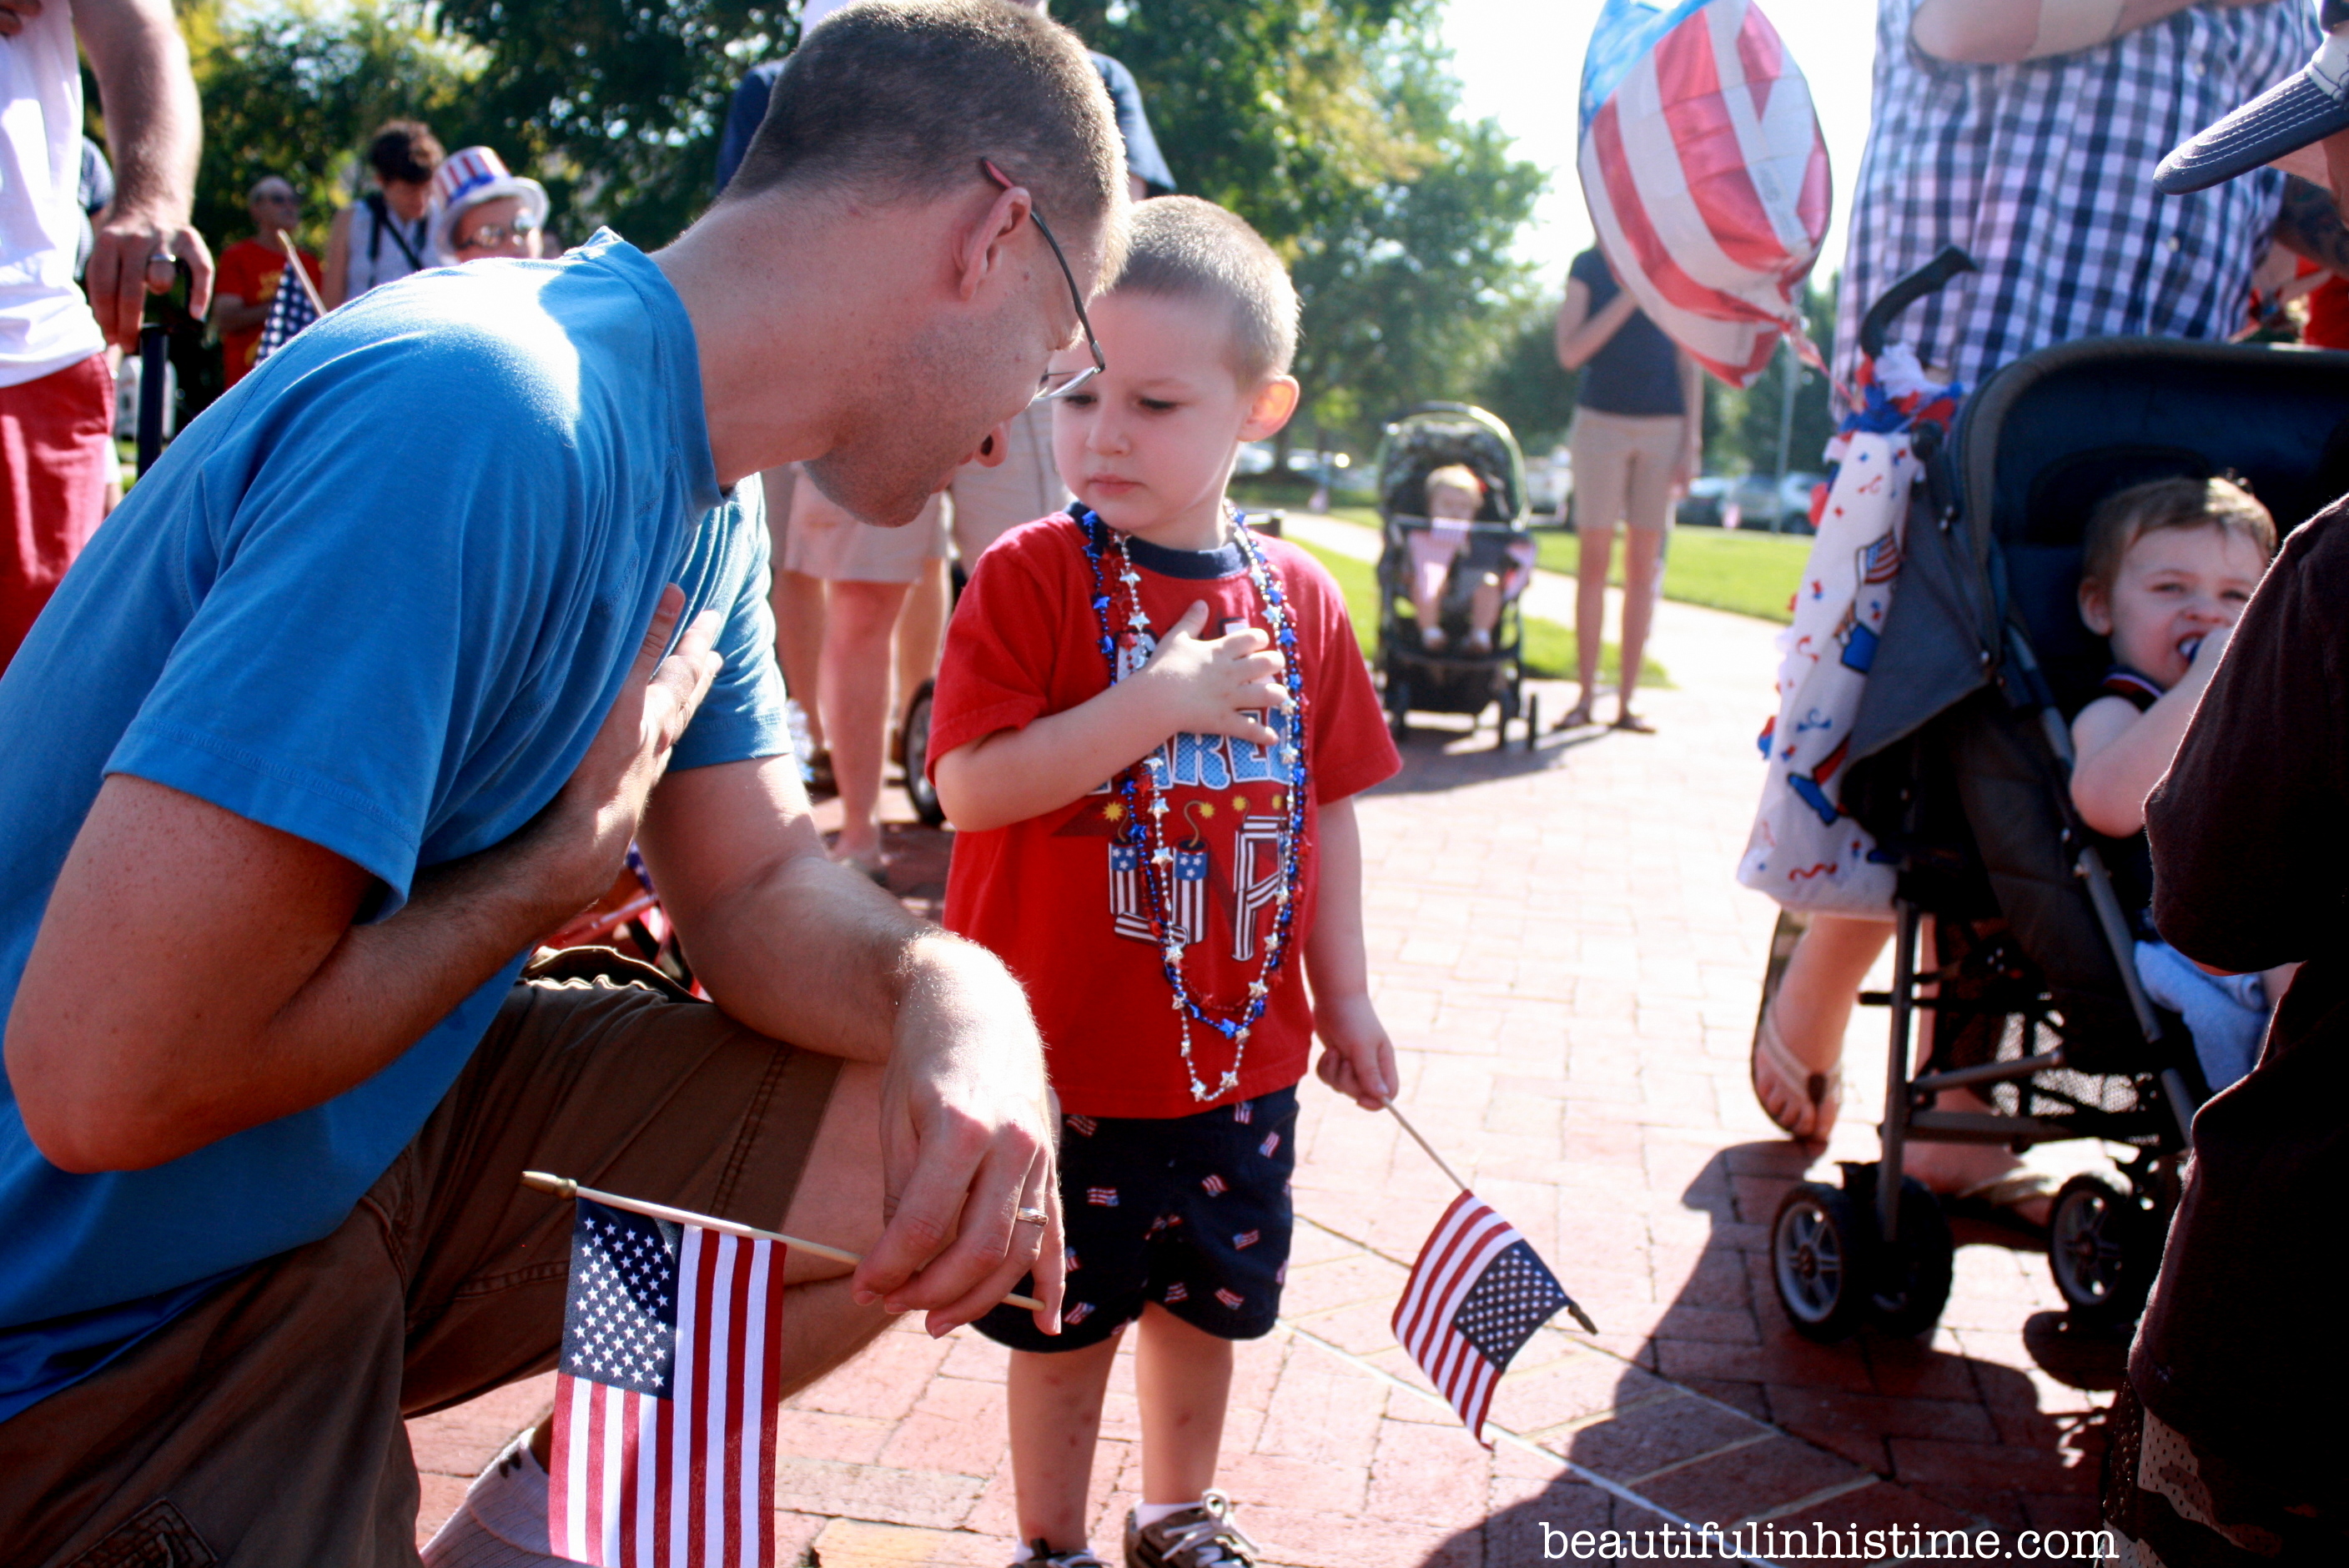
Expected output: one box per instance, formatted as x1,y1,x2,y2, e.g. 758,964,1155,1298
427,146,550,264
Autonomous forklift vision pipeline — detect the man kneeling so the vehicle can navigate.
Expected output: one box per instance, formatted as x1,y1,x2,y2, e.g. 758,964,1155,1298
0,3,1130,1562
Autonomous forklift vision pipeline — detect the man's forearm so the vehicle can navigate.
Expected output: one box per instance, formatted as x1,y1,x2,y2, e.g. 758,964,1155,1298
76,0,201,224
1911,0,2248,64
2274,175,2349,276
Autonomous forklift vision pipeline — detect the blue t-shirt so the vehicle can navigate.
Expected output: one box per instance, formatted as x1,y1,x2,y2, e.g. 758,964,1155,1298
1569,247,1686,420
0,231,788,1423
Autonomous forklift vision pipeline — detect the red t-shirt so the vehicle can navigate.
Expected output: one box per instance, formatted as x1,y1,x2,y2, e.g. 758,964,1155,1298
214,239,324,386
933,515,1400,1118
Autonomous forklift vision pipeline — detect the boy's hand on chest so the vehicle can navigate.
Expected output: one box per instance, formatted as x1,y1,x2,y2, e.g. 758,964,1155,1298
1131,601,1288,746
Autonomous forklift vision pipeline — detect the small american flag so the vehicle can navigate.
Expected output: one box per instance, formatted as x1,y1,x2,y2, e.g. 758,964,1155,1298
1259,1132,1281,1158
1393,1194,1579,1446
1086,1186,1119,1207
1233,1229,1260,1250
549,1199,786,1566
1214,1287,1245,1309
1164,1282,1189,1304
1200,1173,1227,1196
253,254,319,363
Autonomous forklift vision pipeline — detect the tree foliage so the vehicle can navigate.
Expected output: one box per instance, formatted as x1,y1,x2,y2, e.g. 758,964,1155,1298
1056,0,1542,451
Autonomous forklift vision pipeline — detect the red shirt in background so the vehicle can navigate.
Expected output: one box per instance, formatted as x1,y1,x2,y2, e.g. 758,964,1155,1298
932,515,1400,1119
214,239,324,386
2305,274,2349,351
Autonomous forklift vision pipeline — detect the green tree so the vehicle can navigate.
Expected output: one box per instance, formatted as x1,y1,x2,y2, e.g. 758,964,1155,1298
427,0,797,245
186,0,487,256
1475,295,1578,459
1700,276,1838,481
1057,0,1542,453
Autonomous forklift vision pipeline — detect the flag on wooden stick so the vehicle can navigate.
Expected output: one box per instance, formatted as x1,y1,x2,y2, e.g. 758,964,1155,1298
1391,1191,1582,1446
253,254,319,364
549,1197,787,1567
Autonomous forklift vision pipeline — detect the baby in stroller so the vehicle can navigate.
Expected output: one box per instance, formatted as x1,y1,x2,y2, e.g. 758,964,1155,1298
2067,475,2288,1092
1406,464,1513,654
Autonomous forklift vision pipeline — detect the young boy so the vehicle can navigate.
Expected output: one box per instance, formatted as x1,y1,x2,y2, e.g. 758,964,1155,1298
928,198,1401,1568
2069,475,2281,1089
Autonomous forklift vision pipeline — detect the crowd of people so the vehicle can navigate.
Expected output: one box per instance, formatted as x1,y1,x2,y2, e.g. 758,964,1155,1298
1,0,2346,1564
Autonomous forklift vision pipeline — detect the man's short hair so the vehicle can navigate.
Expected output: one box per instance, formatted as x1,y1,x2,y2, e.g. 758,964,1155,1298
724,0,1124,256
1109,195,1298,384
367,121,444,186
2081,475,2277,590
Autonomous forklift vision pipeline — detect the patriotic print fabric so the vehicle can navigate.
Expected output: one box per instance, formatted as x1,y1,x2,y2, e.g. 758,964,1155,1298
253,256,319,364
550,1199,787,1567
1577,0,1830,387
1394,1194,1572,1445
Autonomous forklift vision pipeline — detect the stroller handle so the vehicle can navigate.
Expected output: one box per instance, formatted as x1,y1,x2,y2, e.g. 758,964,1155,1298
1858,245,1979,360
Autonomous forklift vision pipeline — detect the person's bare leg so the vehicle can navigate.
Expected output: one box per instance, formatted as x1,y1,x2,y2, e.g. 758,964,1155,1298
775,570,829,755
894,556,950,743
531,1058,897,1466
1568,523,1614,726
1466,574,1501,653
1614,527,1664,727
1008,1331,1125,1552
1134,1304,1233,1505
820,579,912,871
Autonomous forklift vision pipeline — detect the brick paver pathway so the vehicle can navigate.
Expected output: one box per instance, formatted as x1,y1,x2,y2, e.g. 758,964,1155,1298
411,520,2118,1565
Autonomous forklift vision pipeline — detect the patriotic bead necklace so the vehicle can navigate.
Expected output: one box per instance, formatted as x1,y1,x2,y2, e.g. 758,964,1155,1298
1076,503,1310,1102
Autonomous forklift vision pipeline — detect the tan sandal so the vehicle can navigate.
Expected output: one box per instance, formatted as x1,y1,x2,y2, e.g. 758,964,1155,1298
1751,1009,1839,1143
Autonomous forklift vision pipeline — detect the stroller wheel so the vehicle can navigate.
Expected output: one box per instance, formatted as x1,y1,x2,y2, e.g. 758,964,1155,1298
1772,1182,1870,1343
1865,1176,1954,1339
2048,1173,2157,1327
900,681,947,828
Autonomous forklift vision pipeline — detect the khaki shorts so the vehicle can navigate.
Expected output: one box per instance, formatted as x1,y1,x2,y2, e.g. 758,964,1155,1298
0,960,840,1568
782,479,948,585
1570,406,1687,535
948,400,1068,564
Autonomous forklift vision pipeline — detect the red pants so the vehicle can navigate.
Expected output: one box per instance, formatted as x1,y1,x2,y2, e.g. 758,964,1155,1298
1,352,115,671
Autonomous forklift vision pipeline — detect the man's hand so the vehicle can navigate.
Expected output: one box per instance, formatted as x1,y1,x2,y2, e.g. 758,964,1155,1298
1134,601,1287,746
856,938,1064,1337
69,0,214,348
530,585,722,920
1314,991,1398,1111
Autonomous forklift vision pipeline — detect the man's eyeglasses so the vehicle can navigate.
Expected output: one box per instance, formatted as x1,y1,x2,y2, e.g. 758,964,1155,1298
982,159,1104,403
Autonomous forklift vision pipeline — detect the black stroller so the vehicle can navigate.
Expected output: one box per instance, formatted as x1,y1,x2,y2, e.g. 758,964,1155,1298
1374,403,1541,749
1766,329,2349,1341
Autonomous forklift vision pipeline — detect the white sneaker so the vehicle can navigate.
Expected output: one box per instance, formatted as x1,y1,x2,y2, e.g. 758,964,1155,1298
420,1430,582,1566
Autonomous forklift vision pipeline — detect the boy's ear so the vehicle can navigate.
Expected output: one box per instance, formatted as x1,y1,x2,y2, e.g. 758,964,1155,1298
2078,579,2114,637
1239,374,1301,442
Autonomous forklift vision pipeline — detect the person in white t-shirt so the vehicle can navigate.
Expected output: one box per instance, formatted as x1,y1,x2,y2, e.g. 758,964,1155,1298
0,0,211,671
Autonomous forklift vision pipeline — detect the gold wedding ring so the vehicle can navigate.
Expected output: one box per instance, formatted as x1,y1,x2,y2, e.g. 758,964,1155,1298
1014,1205,1049,1227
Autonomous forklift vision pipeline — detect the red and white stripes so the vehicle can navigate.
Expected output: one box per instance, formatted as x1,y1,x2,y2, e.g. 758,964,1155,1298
1391,1193,1521,1446
551,1228,785,1568
1579,0,1831,386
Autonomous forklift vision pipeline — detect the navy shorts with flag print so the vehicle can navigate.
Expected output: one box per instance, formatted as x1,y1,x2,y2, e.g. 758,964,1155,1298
976,1086,1300,1352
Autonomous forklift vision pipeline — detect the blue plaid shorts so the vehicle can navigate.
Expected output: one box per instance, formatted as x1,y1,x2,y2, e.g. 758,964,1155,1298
974,1085,1299,1352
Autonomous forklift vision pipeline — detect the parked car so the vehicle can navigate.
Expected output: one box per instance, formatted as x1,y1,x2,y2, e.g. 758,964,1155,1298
1677,470,1826,531
1525,450,1572,517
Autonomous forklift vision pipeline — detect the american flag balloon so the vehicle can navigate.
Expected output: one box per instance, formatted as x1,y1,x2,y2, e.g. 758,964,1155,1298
1577,0,1831,386
549,1199,786,1567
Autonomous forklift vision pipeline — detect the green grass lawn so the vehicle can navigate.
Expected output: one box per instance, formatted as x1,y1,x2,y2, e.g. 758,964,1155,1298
1290,538,1660,688
1311,508,1809,626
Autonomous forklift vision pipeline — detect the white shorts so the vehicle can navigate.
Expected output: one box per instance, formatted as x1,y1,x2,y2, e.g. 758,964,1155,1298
781,478,948,585
947,400,1068,564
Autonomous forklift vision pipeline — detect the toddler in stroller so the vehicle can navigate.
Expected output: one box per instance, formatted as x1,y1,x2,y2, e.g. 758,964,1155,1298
1406,465,1516,655
2067,475,2286,1094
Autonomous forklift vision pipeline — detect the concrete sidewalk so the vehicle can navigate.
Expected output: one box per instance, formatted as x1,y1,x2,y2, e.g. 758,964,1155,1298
411,525,2114,1565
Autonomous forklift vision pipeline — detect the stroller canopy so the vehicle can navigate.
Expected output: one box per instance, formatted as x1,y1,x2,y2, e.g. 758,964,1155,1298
1375,403,1528,525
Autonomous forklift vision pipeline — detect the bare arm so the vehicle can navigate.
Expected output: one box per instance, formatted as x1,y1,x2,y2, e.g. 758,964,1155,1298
324,207,354,310
634,751,1064,1333
72,0,213,344
1556,278,1640,372
4,593,720,1173
932,600,1285,833
2070,629,2230,837
1304,795,1396,1110
2273,175,2349,277
1912,0,2268,65
1672,349,1704,494
213,293,270,335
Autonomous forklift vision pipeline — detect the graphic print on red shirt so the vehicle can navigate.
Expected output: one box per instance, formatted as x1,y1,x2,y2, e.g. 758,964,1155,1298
932,515,1400,1119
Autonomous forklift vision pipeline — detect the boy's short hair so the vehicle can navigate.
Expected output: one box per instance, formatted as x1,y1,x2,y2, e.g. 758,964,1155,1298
725,0,1124,264
1425,464,1484,503
2082,475,2277,589
1111,195,1299,383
